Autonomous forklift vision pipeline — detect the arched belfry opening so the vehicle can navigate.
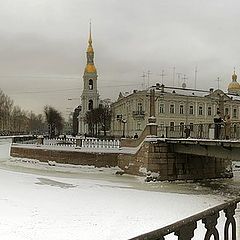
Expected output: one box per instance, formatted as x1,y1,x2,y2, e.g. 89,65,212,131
88,100,93,110
89,79,93,90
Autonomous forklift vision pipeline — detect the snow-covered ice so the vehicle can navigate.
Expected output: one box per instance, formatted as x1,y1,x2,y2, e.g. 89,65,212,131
0,140,239,240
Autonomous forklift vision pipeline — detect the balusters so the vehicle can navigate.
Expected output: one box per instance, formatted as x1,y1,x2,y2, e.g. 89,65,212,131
224,203,237,240
202,213,220,240
174,222,197,240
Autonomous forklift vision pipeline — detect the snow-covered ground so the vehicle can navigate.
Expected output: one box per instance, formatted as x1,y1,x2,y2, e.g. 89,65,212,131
0,140,239,240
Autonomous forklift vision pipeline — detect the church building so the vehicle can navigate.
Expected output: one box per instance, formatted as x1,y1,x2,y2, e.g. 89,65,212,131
78,25,100,135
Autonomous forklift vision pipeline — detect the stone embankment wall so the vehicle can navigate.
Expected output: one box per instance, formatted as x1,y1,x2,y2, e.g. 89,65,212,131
11,140,232,180
11,146,119,168
118,140,232,180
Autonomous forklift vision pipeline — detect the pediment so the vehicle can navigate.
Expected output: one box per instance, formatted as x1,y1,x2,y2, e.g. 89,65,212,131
205,89,231,101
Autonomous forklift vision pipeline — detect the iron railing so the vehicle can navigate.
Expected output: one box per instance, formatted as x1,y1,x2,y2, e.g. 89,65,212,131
133,111,145,118
158,122,240,140
130,198,240,240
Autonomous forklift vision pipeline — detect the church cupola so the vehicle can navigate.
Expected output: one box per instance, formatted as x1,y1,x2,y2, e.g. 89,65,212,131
228,69,240,95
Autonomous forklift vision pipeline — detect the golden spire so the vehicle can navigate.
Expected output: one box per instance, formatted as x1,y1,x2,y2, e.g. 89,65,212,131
85,21,97,74
87,21,93,53
88,21,92,45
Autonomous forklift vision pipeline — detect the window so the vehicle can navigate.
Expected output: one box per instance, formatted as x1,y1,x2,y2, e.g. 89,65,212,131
189,105,194,115
179,105,184,114
198,106,203,115
136,122,141,130
159,103,164,114
233,108,237,118
89,79,93,90
170,104,175,114
208,107,212,116
170,122,174,131
137,102,143,112
88,100,93,110
225,108,229,115
159,123,164,130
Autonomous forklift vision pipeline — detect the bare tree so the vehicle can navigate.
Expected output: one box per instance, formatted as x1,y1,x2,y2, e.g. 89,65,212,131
85,105,111,136
44,106,64,138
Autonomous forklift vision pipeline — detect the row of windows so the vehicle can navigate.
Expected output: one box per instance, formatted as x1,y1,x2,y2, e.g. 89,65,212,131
159,104,238,117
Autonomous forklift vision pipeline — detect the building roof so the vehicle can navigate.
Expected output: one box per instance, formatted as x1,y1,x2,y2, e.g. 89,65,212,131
114,84,240,105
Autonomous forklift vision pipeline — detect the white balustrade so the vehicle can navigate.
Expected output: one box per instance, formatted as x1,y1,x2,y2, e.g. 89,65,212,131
41,137,120,149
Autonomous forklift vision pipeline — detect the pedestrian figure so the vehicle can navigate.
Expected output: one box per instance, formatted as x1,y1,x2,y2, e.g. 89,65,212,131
184,126,190,138
214,110,223,139
224,114,231,140
134,133,138,139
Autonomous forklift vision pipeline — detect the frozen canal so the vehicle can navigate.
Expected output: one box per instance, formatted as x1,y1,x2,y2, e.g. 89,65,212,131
0,140,239,239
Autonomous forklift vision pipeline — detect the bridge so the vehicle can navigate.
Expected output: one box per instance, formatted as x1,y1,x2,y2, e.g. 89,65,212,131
4,132,240,239
166,138,240,161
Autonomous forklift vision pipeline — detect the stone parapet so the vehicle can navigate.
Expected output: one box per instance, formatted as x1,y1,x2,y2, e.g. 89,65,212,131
11,146,119,168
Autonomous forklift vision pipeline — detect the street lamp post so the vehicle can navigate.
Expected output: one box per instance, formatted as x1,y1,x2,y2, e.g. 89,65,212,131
122,119,127,138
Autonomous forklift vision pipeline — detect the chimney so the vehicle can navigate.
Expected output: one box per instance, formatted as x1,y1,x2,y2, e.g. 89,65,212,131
209,88,214,93
161,84,165,93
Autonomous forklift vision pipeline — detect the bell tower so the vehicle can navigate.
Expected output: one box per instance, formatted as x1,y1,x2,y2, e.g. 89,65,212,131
78,23,100,135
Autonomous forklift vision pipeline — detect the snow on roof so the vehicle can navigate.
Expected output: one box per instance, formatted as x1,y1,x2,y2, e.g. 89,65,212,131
159,87,209,97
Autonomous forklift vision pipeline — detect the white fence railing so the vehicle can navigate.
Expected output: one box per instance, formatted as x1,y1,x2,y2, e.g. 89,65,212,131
81,139,120,149
43,137,120,149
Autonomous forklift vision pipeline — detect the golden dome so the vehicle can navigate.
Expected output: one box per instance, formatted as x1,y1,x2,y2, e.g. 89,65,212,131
228,81,240,90
85,64,97,73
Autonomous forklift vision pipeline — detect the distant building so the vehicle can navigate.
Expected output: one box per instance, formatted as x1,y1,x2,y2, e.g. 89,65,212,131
110,75,240,137
78,24,100,135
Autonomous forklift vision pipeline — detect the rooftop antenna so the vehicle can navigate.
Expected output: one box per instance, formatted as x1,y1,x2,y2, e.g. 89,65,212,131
141,72,146,89
182,74,188,89
160,70,166,85
147,70,151,88
172,66,176,87
176,72,182,87
194,66,198,90
216,77,221,89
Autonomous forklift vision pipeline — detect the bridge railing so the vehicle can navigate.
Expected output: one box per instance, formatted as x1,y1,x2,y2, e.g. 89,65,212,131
158,122,240,140
129,198,240,240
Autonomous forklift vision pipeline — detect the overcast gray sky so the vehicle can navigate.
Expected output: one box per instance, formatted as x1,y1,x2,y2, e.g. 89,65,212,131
0,0,239,117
